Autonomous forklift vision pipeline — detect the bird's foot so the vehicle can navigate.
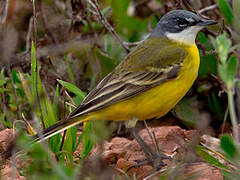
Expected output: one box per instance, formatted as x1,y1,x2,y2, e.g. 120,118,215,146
127,153,172,172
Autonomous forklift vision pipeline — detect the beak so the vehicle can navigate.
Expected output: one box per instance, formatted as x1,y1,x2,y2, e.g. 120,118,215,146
197,19,218,26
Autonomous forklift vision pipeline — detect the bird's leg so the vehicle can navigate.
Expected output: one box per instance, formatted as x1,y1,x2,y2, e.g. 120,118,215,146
130,127,156,161
125,119,170,172
125,119,155,161
128,127,167,170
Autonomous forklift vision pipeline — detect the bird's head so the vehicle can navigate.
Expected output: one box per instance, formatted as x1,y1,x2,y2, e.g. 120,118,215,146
151,10,217,45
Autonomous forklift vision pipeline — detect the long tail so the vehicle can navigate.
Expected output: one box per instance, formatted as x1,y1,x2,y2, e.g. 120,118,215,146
33,117,86,143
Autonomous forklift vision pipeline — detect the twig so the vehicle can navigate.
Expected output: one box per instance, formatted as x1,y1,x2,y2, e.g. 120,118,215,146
66,102,77,108
152,131,161,155
86,0,130,52
181,0,196,12
221,105,229,134
198,4,218,14
7,68,21,120
64,90,76,107
0,0,9,24
21,112,37,135
123,40,144,48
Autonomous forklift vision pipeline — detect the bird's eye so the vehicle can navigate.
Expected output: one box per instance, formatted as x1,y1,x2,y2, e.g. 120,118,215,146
177,18,189,27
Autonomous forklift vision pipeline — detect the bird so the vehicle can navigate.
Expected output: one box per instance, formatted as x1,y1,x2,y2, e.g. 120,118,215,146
33,10,217,165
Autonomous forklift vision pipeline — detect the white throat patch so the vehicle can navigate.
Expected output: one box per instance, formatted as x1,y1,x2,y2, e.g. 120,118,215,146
165,26,203,45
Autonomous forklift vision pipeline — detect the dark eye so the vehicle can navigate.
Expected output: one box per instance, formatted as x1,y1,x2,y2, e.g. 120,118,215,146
177,18,189,27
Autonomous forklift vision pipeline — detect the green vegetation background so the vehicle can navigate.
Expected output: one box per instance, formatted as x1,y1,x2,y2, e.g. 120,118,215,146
0,0,240,179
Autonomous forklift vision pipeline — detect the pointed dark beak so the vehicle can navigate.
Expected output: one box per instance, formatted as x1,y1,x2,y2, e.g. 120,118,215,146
197,19,218,26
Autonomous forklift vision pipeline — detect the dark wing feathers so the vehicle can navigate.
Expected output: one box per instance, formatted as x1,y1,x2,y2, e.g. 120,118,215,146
69,38,186,118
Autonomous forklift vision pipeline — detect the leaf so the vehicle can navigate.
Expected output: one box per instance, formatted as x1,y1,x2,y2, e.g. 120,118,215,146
53,84,59,119
0,79,6,86
207,93,222,116
0,88,11,93
31,42,36,97
219,63,228,83
196,145,228,169
219,0,233,23
110,0,148,39
174,97,199,127
94,47,118,78
11,69,21,84
199,54,217,78
31,42,43,101
57,79,86,100
212,33,232,64
45,96,61,153
198,32,213,52
62,126,77,153
81,122,94,158
220,135,237,158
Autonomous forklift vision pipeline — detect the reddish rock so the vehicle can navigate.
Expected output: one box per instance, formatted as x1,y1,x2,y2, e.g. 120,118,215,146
1,163,26,180
0,129,15,153
183,162,223,180
102,126,223,179
103,137,131,164
116,158,152,179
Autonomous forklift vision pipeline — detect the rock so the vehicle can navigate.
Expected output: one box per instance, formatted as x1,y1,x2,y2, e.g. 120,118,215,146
0,129,25,180
0,129,15,153
183,162,223,180
102,126,223,179
1,163,26,180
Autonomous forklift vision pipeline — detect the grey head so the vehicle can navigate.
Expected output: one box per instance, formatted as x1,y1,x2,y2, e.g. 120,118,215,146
150,10,217,44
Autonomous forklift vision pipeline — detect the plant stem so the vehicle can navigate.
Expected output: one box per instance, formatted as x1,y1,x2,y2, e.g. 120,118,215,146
227,89,239,144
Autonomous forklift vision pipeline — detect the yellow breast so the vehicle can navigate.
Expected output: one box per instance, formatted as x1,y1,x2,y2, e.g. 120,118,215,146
87,44,200,121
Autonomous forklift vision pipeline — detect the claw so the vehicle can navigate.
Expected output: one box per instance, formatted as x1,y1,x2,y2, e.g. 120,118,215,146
126,153,168,172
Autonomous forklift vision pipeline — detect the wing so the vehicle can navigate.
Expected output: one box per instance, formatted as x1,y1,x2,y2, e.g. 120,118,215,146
69,37,187,118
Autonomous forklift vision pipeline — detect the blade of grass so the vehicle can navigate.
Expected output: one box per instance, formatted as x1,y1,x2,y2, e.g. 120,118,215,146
31,42,45,128
196,145,229,170
53,84,59,119
45,96,61,153
57,79,86,100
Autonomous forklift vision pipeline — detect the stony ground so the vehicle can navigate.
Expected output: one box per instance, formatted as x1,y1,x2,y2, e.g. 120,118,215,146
0,125,228,180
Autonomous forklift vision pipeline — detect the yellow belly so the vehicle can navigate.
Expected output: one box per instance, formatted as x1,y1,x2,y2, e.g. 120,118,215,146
86,44,200,121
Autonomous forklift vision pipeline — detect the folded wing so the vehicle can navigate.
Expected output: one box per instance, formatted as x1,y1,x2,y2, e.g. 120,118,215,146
69,38,187,118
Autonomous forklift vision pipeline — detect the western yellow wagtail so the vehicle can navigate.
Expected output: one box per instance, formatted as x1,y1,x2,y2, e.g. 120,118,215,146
34,10,217,165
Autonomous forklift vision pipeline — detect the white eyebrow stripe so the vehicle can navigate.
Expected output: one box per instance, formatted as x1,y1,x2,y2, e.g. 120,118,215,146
186,17,195,22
